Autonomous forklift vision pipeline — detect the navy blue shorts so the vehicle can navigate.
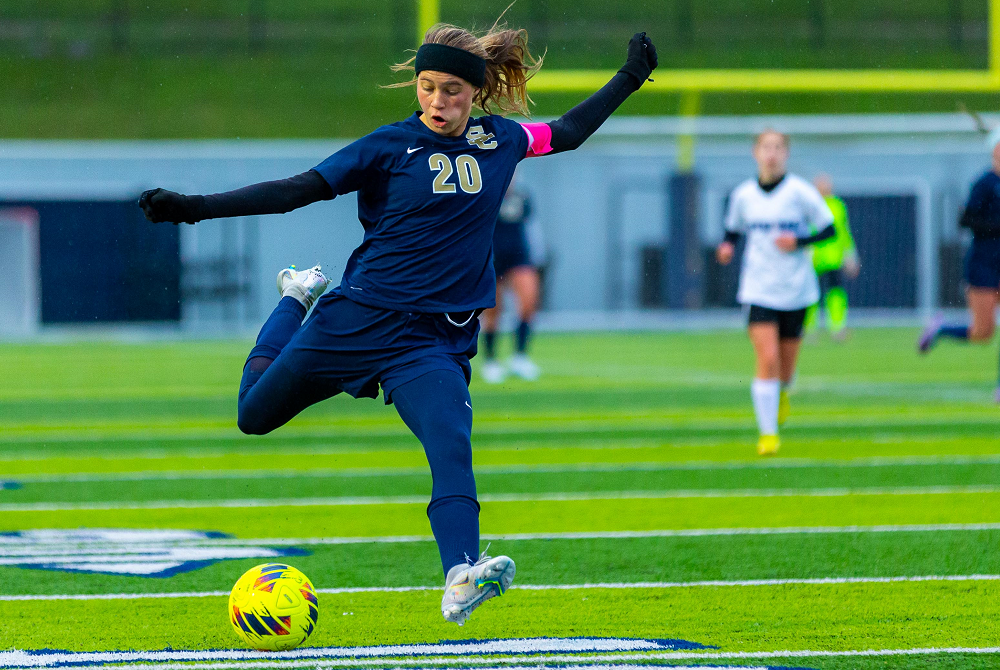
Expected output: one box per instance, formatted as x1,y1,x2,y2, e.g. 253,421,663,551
965,237,1000,289
276,291,478,404
493,225,532,279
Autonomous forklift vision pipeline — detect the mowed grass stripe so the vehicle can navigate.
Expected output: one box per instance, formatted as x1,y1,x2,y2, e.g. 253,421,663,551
1,491,997,538
4,486,999,511
1,581,996,652
4,437,1000,476
7,530,1000,596
5,463,998,504
12,454,1000,481
8,575,1000,601
1,412,997,445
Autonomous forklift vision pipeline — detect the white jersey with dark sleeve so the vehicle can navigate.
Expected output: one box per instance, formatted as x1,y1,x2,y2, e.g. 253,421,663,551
725,174,835,311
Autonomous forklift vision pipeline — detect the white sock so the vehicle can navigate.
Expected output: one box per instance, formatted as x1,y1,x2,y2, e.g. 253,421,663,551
751,378,780,436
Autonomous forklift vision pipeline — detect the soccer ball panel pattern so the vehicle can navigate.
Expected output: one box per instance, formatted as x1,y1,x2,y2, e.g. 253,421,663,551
228,563,318,651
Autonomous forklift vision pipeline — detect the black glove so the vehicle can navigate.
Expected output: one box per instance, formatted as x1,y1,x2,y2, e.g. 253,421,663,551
138,188,202,224
618,32,658,86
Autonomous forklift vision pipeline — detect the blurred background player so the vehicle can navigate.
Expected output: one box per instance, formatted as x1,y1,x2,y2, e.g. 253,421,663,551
919,128,1000,402
716,130,836,455
480,173,542,383
804,174,860,341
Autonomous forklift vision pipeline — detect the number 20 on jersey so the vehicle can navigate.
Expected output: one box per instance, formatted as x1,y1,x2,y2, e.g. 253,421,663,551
429,154,482,194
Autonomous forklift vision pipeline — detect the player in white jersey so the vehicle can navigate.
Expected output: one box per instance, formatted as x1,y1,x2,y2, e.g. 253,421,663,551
716,130,836,455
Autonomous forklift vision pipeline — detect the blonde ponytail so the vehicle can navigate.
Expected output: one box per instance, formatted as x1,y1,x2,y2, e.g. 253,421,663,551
389,20,544,117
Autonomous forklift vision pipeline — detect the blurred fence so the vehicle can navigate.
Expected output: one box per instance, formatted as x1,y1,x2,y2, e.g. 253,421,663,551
0,1,990,68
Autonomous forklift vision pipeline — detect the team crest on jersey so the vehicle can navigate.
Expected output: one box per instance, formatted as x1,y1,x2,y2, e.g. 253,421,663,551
466,125,498,150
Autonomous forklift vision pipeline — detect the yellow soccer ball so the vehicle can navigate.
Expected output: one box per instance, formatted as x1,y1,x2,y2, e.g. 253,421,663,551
229,563,319,651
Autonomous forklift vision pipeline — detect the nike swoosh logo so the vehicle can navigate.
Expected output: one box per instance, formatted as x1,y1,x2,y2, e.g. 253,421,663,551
406,147,423,154
465,401,472,409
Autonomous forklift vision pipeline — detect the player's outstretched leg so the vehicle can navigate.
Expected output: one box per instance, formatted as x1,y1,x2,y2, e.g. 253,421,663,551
391,369,515,625
918,314,968,353
237,265,332,434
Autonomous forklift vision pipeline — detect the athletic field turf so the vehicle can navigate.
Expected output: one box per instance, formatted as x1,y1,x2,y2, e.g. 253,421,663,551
1,328,998,669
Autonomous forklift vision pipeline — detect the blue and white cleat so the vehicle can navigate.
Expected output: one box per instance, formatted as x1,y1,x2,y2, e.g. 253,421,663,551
441,552,516,626
277,264,329,310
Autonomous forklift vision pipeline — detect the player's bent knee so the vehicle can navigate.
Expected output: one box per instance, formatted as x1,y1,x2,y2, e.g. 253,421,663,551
237,408,277,436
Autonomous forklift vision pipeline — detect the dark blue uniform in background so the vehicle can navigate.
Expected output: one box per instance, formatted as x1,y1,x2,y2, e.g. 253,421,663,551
238,112,529,574
493,189,534,278
962,170,1000,289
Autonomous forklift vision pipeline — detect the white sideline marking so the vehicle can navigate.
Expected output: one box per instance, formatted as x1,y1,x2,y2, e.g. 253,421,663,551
188,522,1000,547
2,485,997,511
51,664,764,670
4,574,998,601
13,453,1000,482
3,645,1000,669
0,638,683,667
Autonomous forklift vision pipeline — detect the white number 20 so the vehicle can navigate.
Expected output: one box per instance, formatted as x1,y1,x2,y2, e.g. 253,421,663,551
429,153,482,194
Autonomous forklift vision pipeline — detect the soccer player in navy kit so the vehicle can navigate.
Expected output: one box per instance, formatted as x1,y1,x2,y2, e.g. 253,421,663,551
919,129,1000,402
140,23,658,626
480,174,543,383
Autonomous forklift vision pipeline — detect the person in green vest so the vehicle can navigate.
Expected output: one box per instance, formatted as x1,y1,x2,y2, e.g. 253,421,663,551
805,174,860,341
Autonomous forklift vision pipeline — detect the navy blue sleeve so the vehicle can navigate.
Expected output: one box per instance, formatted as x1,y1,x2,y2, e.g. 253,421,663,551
313,131,391,197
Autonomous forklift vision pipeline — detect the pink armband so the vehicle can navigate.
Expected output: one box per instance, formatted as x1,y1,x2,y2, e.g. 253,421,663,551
521,122,553,158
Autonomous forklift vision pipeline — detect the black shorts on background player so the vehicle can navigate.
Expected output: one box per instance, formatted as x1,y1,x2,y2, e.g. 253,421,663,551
817,268,844,294
748,304,807,339
493,190,533,278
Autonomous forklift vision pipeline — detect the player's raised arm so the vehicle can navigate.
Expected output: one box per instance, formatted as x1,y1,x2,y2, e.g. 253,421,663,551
138,169,334,225
520,32,657,158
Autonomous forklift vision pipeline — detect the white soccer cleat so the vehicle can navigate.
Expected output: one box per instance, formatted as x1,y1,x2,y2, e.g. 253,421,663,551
480,359,506,384
507,353,540,381
441,553,516,626
277,265,330,310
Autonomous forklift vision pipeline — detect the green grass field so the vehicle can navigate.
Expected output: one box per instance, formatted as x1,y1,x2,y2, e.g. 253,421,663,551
1,328,999,670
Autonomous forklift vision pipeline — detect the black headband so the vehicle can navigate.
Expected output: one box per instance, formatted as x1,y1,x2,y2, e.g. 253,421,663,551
415,43,486,88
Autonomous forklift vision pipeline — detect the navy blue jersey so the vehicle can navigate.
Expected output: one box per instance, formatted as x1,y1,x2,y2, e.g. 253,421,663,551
964,171,1000,238
313,112,530,312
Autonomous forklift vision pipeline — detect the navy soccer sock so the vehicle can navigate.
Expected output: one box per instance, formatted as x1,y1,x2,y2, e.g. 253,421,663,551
483,331,497,360
239,296,306,401
939,324,969,341
515,321,531,354
392,369,479,576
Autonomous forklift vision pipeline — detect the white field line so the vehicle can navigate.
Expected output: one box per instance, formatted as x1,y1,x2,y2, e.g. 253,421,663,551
198,522,1000,546
4,574,998,601
0,639,698,667
4,646,1000,669
49,664,764,670
2,485,998,512
4,523,997,557
11,454,1000,483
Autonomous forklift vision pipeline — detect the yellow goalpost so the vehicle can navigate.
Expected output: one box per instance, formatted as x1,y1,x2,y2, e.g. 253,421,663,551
417,0,1000,93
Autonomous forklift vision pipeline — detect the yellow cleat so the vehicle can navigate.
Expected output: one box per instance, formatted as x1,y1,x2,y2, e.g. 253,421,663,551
778,390,791,426
757,434,780,456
